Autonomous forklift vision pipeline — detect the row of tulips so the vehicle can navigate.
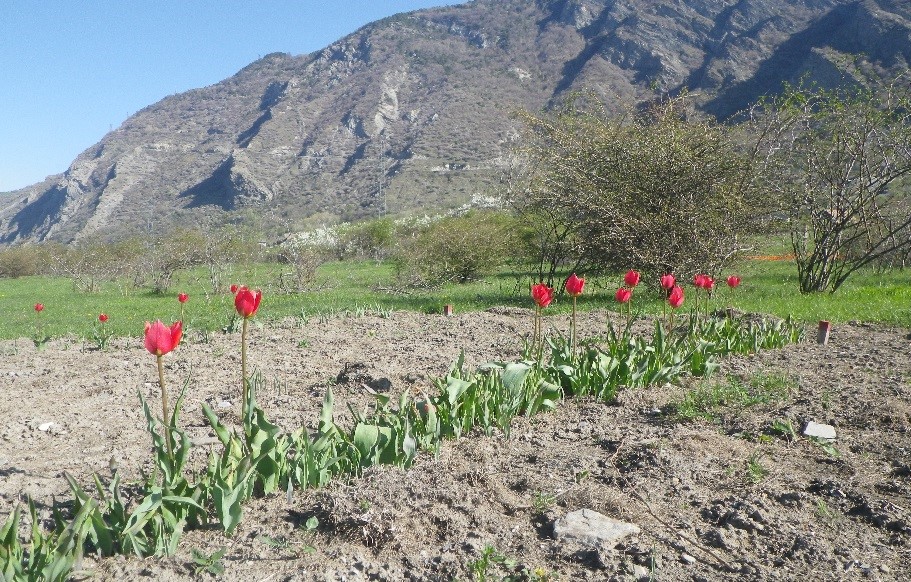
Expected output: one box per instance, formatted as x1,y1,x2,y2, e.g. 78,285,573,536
531,271,741,312
5,275,799,580
532,270,743,347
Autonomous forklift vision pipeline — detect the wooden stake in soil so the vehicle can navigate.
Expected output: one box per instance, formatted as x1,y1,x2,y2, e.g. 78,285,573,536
817,320,831,345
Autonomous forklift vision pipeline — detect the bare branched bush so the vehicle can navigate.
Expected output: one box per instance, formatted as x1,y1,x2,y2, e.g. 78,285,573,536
51,238,143,292
198,226,261,294
749,80,911,292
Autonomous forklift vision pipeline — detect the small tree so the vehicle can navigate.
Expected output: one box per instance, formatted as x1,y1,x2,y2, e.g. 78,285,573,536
51,238,143,292
510,94,764,283
337,217,395,261
750,81,911,292
393,211,518,287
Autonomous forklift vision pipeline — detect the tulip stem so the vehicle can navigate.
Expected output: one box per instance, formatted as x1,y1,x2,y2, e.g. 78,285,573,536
157,355,173,461
571,296,577,356
241,317,249,419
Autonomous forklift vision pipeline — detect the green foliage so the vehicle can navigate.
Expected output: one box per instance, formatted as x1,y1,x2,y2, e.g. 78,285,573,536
471,546,517,582
0,499,92,582
674,371,795,422
6,250,911,342
190,548,227,576
809,437,841,458
531,491,557,515
89,320,114,350
745,451,768,483
770,418,798,441
469,545,553,582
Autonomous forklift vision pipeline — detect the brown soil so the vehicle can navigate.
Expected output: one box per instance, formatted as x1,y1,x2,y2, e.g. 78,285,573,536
2,309,910,581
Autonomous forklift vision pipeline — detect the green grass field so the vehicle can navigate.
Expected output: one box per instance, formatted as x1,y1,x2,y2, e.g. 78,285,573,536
1,256,910,342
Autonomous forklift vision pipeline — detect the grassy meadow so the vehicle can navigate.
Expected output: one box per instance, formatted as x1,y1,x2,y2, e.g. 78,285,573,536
2,254,910,342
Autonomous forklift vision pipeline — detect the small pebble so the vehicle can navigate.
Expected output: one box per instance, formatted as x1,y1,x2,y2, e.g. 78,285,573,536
681,553,696,565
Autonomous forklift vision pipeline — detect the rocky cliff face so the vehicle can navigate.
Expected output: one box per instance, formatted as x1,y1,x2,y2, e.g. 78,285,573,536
2,0,909,243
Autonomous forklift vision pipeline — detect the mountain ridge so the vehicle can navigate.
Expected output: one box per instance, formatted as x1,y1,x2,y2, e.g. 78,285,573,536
2,0,910,243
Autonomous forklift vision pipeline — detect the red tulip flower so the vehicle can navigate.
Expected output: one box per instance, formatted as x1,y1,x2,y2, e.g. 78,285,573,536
615,287,632,303
624,270,641,288
726,275,741,288
531,283,554,308
660,274,676,290
34,303,44,313
704,276,715,291
565,273,585,297
178,292,189,303
564,274,584,354
99,313,108,323
234,287,262,415
693,274,706,288
144,319,182,459
530,283,554,353
668,286,685,309
144,320,183,357
234,287,262,319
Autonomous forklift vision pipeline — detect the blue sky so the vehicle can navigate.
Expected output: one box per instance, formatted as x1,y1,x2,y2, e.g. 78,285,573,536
0,1,460,192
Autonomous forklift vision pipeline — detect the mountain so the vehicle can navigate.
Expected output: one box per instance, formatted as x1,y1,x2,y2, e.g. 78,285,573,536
2,0,910,243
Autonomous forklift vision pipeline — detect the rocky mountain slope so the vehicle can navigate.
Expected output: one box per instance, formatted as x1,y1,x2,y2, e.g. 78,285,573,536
2,0,909,243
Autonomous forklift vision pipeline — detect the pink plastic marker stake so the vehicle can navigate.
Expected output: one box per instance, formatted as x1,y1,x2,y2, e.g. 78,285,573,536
817,320,831,345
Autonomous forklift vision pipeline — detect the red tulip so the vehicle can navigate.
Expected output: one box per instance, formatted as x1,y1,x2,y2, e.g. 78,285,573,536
693,274,706,288
615,287,632,303
34,303,44,313
230,284,239,294
726,275,741,288
144,320,182,356
565,273,585,297
624,270,640,287
660,274,676,290
99,313,108,323
178,292,189,303
234,287,262,318
668,286,685,309
704,276,715,291
531,283,554,308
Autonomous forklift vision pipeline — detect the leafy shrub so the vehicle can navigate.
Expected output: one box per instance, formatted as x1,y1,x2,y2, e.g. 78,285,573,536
337,218,395,261
50,238,144,292
0,244,56,278
511,93,767,281
393,210,518,286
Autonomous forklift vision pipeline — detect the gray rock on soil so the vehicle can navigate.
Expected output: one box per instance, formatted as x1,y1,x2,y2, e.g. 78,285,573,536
803,421,837,440
553,509,640,548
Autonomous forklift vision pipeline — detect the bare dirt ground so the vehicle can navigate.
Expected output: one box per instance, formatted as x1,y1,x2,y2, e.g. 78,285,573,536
2,309,910,581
